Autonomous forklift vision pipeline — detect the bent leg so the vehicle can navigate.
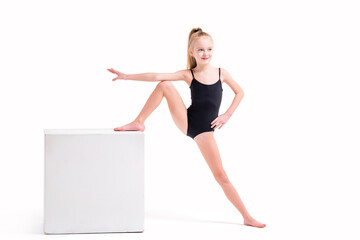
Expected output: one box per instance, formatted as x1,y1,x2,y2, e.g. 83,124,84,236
157,81,188,135
194,132,266,228
115,81,188,135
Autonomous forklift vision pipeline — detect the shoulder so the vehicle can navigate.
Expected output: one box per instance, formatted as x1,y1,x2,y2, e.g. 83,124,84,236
219,68,243,94
176,69,193,85
176,69,192,75
219,67,233,83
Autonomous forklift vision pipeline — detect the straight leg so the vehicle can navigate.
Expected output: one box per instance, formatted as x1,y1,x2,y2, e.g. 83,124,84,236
194,132,266,228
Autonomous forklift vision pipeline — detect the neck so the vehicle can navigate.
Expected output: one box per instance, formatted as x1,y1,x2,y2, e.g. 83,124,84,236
194,63,212,72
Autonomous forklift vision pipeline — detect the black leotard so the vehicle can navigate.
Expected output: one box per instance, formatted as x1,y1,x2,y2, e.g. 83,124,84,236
187,68,223,139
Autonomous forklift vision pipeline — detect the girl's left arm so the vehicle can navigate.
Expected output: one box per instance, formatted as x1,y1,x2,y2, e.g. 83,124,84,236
211,68,244,130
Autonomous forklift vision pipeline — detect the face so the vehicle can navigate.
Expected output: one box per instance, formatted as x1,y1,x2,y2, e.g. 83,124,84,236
189,37,214,65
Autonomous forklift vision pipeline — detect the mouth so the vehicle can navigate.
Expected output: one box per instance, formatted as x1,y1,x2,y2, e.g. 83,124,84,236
202,58,209,60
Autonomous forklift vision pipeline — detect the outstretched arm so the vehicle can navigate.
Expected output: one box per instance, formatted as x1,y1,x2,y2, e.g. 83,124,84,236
107,68,186,82
211,68,244,129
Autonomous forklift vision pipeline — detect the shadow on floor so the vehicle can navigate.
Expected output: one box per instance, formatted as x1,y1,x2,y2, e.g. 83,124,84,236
146,211,244,226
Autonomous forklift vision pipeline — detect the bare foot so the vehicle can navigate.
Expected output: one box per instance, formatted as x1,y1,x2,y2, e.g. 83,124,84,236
114,120,145,131
244,217,266,228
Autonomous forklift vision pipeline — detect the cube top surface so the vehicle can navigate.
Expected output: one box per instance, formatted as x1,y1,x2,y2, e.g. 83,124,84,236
44,129,144,135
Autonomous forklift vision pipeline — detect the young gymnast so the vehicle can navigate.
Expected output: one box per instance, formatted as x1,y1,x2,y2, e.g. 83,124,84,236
107,27,266,228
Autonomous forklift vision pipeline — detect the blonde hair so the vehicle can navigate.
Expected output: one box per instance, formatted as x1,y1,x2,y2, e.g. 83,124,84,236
187,27,213,70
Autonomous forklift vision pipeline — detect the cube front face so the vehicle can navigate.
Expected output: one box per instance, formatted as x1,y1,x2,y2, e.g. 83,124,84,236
44,130,144,234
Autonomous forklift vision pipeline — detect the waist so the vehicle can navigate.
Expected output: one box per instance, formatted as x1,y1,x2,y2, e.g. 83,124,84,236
188,104,220,115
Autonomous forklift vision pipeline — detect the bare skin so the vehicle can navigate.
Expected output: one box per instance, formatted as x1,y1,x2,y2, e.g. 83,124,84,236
109,36,266,228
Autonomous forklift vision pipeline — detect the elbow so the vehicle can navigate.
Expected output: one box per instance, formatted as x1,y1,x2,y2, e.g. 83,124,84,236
237,90,244,98
240,88,244,97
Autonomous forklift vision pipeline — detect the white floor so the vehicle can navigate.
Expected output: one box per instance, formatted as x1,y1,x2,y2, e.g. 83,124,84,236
0,208,269,240
1,197,358,240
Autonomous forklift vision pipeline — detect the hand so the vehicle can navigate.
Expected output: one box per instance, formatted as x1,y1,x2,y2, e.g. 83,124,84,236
211,113,231,130
107,68,126,81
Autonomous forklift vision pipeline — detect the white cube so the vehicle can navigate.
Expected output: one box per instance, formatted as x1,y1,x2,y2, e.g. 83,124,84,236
44,129,144,234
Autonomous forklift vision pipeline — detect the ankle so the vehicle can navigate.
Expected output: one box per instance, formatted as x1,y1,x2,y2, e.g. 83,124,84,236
243,214,253,221
135,118,145,125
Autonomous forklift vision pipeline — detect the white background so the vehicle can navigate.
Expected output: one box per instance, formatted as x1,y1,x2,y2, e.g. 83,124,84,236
1,0,359,239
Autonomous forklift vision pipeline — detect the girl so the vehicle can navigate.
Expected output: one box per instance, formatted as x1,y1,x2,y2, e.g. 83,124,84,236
107,27,266,228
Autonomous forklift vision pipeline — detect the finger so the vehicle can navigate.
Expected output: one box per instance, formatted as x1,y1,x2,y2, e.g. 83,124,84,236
212,122,220,129
215,122,223,129
211,118,218,125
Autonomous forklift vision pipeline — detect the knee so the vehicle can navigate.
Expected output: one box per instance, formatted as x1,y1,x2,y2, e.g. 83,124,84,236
157,80,173,90
214,172,230,185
